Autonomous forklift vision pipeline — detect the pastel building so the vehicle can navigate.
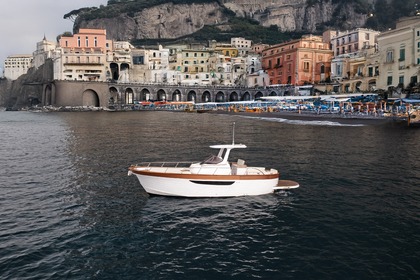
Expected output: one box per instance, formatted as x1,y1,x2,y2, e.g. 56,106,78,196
3,55,33,80
377,16,420,92
331,28,379,57
262,34,333,86
231,37,252,56
54,29,113,81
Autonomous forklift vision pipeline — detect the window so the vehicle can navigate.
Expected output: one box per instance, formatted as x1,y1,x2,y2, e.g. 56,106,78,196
387,76,393,85
399,48,405,61
386,51,393,63
85,36,89,47
303,62,310,71
77,36,81,47
399,76,404,85
94,37,98,47
133,56,144,64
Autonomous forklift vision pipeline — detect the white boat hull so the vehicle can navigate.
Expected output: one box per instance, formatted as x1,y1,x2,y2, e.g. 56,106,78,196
128,167,279,197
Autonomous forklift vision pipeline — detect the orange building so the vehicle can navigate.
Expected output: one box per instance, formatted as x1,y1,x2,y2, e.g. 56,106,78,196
262,35,333,86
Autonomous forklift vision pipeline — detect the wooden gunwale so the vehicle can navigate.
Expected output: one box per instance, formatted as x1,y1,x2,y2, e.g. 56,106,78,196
129,167,279,180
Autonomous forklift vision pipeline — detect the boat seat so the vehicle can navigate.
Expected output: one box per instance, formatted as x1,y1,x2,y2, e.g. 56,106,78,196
237,159,246,167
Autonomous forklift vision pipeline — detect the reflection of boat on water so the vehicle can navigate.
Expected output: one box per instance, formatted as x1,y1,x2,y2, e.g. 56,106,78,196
128,123,299,197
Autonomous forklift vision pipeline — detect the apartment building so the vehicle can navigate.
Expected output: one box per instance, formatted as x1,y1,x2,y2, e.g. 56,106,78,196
331,28,379,57
231,37,252,56
262,34,333,86
54,29,113,81
377,16,420,91
3,55,33,80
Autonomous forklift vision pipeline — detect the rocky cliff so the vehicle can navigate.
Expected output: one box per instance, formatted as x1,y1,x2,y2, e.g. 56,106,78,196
0,60,53,110
74,0,370,42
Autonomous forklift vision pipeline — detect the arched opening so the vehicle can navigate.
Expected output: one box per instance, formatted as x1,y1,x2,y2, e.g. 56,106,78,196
172,89,182,102
368,79,376,91
216,91,225,102
109,87,118,106
110,63,119,81
202,91,211,103
255,91,263,100
44,84,52,105
157,89,166,101
83,89,99,107
344,83,350,93
187,90,196,102
229,91,239,102
269,91,277,96
125,88,134,104
355,81,362,92
242,92,251,101
140,88,150,101
120,63,130,82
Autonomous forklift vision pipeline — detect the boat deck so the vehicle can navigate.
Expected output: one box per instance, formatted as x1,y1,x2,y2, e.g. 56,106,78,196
130,162,278,176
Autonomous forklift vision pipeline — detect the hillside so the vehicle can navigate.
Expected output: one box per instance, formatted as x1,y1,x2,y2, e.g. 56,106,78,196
65,0,420,46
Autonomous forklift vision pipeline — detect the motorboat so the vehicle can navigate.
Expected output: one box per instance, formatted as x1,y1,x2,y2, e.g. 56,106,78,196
128,124,299,197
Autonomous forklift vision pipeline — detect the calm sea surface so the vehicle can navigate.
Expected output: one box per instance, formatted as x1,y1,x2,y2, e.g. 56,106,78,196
0,110,419,279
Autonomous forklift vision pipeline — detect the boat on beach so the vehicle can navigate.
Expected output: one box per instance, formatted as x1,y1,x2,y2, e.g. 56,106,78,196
128,124,299,197
408,107,420,126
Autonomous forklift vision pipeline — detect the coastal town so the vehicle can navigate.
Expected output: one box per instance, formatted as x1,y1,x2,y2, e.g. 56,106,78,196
2,16,420,125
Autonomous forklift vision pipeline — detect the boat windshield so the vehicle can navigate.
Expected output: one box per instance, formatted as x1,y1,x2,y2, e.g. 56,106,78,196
202,155,223,164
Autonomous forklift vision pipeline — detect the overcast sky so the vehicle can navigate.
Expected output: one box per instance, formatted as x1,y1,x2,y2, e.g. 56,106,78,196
0,0,108,74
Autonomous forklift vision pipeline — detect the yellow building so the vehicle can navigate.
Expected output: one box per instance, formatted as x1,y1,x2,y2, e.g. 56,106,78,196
377,17,420,93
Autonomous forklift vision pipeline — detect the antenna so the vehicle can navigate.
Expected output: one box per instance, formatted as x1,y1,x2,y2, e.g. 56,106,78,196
232,122,235,145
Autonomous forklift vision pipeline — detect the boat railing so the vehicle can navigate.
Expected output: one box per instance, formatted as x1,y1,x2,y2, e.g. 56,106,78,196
245,167,268,175
136,161,195,168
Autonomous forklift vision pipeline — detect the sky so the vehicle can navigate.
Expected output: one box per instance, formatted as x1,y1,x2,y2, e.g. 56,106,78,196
0,0,108,74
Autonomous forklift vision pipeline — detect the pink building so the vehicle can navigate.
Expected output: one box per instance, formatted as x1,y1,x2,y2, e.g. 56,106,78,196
56,29,113,81
262,35,333,86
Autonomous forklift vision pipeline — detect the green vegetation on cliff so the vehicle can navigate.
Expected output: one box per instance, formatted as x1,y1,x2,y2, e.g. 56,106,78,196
64,0,420,47
132,17,301,47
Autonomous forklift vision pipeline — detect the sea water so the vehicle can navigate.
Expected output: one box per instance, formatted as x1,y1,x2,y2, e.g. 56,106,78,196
0,111,419,279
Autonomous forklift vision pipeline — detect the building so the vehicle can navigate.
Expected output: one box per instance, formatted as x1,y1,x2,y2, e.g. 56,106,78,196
33,36,56,69
331,28,379,57
3,54,33,80
377,16,420,93
231,37,252,56
253,43,269,55
262,35,333,86
54,29,113,81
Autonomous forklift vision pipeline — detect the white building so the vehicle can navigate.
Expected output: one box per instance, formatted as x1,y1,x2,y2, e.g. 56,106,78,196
3,55,33,80
231,37,252,56
33,36,56,69
331,28,379,57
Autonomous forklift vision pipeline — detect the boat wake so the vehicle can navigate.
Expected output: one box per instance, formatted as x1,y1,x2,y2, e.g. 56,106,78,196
240,116,366,127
